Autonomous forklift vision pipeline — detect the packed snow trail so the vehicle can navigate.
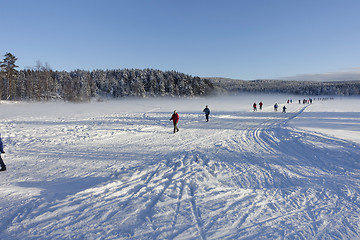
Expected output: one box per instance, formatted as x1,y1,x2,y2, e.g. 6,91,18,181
0,98,360,239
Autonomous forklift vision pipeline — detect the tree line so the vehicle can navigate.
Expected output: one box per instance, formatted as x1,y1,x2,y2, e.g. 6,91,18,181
209,78,360,96
1,52,360,101
0,53,214,101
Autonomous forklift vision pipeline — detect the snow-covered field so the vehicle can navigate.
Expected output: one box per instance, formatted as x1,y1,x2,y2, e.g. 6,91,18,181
1,94,360,239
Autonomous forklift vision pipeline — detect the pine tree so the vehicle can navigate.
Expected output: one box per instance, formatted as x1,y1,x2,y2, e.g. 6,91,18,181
0,52,19,100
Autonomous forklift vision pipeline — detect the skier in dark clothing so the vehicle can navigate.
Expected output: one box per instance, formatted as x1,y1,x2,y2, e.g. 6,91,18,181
170,110,179,133
274,103,278,111
282,106,287,113
259,102,263,110
0,134,6,171
253,103,257,111
203,105,210,122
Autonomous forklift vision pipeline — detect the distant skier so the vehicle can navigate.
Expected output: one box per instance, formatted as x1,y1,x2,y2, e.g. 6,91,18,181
253,103,257,111
203,105,210,122
282,106,287,113
0,134,6,171
259,101,263,110
170,110,179,133
274,103,278,111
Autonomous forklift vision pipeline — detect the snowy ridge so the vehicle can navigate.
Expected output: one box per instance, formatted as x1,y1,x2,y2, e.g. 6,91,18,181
0,96,360,239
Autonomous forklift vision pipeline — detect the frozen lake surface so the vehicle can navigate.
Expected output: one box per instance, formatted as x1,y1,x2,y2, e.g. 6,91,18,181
1,94,360,239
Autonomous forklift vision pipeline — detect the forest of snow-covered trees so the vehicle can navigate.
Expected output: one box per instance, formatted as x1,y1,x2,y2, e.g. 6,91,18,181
0,52,215,101
0,68,214,101
209,78,360,96
1,52,360,102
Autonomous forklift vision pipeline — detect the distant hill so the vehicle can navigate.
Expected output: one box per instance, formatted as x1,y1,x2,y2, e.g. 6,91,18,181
206,77,360,96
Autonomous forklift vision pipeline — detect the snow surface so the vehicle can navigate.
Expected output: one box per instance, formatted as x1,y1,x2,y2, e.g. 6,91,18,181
1,94,360,239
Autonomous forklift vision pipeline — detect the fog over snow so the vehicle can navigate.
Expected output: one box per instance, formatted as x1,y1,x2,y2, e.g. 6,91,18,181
1,94,360,239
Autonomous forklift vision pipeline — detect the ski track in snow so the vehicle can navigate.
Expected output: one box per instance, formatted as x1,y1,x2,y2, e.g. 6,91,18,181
1,98,360,239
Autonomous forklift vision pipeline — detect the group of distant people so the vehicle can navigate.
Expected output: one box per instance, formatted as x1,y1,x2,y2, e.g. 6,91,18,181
286,98,314,104
253,101,287,113
275,97,315,113
273,103,286,113
171,100,295,134
252,102,263,111
299,98,313,104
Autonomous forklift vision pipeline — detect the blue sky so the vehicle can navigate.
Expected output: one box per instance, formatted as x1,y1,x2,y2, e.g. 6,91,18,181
1,0,360,80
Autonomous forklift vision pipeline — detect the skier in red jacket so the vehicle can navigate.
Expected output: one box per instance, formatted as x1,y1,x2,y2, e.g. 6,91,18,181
170,110,179,133
253,103,257,111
